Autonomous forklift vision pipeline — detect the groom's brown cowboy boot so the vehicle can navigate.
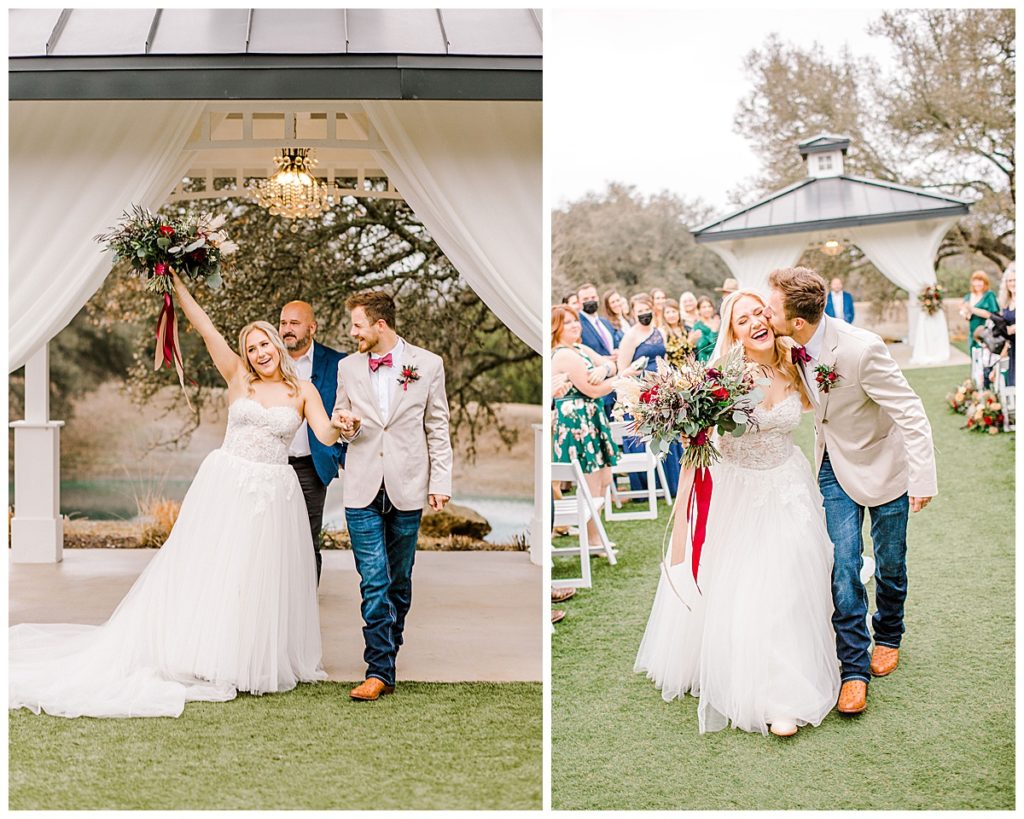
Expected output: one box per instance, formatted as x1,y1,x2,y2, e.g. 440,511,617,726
350,678,395,701
837,680,867,714
870,646,900,677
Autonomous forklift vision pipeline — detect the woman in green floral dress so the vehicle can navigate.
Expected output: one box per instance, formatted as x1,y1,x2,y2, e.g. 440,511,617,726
551,305,640,545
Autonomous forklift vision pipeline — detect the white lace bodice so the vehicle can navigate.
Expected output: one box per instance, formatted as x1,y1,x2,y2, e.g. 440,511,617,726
221,398,302,465
718,393,802,470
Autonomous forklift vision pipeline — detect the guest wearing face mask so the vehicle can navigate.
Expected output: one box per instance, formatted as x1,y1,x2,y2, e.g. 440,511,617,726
617,294,682,498
577,282,618,416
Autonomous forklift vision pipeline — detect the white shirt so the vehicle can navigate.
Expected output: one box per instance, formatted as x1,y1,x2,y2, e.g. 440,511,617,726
583,310,615,351
830,291,847,322
287,345,314,457
369,337,404,422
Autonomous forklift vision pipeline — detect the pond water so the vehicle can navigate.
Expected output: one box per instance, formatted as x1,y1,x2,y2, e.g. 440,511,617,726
36,479,531,545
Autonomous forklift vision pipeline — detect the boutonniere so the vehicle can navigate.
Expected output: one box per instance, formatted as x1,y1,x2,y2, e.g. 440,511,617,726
397,364,420,391
814,363,841,393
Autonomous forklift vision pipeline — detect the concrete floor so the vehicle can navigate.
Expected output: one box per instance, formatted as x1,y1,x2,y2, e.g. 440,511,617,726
9,549,543,683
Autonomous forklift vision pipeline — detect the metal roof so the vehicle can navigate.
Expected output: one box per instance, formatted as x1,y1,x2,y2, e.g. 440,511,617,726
692,175,971,243
9,8,542,101
798,134,850,156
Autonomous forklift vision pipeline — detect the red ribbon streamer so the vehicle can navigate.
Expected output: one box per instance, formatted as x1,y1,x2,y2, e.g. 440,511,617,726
687,466,714,588
153,293,193,411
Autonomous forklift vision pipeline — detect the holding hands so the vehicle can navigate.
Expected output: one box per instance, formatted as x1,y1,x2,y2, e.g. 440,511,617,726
331,409,362,438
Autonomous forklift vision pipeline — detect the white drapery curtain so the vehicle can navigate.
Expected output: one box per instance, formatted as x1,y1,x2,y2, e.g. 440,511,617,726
703,234,807,297
848,218,957,366
9,100,204,372
363,100,542,353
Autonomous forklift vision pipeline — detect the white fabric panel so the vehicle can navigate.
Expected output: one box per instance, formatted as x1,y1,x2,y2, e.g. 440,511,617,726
848,218,956,365
363,100,542,352
9,100,204,372
704,234,807,297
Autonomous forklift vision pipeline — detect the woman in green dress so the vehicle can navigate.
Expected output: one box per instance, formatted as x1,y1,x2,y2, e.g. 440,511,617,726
692,295,721,361
551,305,640,545
960,269,1000,351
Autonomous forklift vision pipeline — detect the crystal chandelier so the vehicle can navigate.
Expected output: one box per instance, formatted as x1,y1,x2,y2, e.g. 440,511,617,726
251,148,333,219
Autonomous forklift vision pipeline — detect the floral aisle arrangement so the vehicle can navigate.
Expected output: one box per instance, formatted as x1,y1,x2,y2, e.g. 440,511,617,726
95,206,238,399
917,284,946,316
947,378,978,414
615,344,766,586
963,389,1005,434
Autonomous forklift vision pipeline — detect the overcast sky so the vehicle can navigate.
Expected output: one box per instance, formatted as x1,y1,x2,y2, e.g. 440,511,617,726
547,8,895,214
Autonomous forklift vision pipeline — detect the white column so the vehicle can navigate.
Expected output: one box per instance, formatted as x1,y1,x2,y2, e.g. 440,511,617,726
10,344,64,563
529,423,543,565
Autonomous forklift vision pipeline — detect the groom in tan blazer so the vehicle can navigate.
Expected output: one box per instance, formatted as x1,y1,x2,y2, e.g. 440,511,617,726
766,267,936,716
331,290,452,701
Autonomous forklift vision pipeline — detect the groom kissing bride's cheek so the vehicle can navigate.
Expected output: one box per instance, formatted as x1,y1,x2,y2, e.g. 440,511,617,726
331,290,453,702
765,266,936,717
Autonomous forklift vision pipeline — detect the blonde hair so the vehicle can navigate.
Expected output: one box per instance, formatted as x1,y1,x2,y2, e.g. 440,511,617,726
237,321,301,396
713,290,808,403
660,298,684,338
998,264,1016,309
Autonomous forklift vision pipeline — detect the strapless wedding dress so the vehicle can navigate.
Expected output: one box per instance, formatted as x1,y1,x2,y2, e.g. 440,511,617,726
634,393,841,735
10,397,327,718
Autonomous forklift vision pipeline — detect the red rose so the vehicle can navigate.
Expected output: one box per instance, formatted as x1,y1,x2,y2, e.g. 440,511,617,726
711,385,729,400
154,262,168,276
828,372,837,381
984,416,993,426
640,385,660,404
690,429,708,447
159,225,175,236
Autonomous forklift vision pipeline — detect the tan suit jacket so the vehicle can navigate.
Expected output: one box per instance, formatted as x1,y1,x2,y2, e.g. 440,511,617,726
334,340,453,511
801,317,937,507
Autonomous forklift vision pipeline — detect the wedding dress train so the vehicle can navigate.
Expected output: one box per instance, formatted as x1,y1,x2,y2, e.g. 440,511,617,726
634,393,841,735
10,397,327,718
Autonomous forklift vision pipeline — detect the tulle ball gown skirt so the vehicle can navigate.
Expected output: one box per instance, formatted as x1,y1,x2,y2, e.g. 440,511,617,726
9,448,328,718
635,447,841,735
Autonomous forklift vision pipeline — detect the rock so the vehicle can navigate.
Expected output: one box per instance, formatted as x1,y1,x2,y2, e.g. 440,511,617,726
420,502,492,540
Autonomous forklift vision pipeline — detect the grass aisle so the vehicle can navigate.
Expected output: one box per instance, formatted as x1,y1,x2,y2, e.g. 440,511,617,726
10,682,542,810
552,364,1014,810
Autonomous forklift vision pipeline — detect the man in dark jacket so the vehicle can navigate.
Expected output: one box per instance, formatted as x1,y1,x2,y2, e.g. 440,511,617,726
280,301,346,584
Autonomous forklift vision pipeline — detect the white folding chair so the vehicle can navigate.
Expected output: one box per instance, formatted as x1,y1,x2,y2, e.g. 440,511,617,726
604,421,672,521
1000,384,1016,432
551,458,616,589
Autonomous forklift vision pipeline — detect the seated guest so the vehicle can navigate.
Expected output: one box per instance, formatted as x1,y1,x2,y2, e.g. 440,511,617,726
825,277,856,323
692,295,721,361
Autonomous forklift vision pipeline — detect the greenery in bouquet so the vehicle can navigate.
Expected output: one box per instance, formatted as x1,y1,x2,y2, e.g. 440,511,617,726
946,378,978,414
614,343,767,469
963,389,1005,434
95,204,238,294
917,284,946,316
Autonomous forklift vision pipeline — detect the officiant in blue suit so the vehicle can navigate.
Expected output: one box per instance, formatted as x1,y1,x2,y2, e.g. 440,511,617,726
576,282,618,416
280,301,347,584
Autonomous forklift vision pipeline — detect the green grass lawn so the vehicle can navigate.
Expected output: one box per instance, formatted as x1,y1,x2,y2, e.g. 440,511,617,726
9,682,541,810
552,363,1014,810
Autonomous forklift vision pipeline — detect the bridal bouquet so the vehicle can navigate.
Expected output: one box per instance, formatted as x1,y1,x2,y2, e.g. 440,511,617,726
615,343,766,587
615,342,766,469
94,205,238,294
95,206,239,404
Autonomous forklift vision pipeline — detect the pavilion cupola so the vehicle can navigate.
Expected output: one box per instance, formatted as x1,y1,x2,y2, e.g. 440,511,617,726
798,134,850,178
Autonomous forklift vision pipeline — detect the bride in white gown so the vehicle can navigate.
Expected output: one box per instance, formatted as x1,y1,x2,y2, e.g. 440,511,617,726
10,271,348,718
634,290,840,737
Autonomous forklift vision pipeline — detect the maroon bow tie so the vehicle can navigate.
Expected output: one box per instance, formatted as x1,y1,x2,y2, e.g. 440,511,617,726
791,345,811,365
368,353,393,372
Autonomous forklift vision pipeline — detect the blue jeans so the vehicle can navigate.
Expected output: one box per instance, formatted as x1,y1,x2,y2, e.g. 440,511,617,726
819,453,910,683
345,487,423,687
